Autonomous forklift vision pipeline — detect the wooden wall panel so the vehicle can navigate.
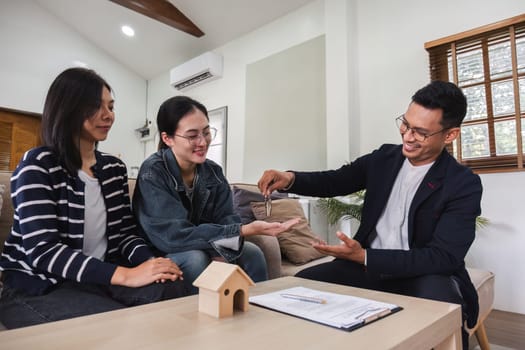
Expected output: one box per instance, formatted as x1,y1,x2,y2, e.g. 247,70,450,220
0,108,41,171
0,121,13,171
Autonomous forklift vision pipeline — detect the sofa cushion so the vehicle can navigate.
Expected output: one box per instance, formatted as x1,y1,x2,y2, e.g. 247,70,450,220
128,178,137,199
231,184,287,224
466,267,495,332
245,235,282,280
251,198,325,265
281,255,334,277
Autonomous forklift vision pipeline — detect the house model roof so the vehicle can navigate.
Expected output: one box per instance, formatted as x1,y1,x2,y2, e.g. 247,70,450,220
193,261,255,291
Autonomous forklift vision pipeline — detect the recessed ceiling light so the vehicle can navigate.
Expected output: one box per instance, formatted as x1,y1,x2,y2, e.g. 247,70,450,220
72,60,88,68
121,25,135,37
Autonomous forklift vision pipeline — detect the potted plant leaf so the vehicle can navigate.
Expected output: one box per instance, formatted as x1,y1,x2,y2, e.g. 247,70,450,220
317,190,488,229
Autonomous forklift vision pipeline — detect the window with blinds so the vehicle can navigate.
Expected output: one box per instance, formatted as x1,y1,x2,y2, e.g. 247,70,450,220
425,14,525,173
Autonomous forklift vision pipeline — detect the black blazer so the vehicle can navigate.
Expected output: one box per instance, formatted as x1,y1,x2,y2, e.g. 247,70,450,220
290,144,482,327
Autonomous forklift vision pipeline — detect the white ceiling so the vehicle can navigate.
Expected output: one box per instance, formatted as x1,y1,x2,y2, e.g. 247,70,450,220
35,0,314,79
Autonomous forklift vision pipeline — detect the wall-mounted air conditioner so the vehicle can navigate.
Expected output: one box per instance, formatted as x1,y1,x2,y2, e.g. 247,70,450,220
170,51,223,90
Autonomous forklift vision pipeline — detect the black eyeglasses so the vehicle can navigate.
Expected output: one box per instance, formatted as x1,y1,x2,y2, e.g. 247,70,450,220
395,115,446,142
174,127,217,146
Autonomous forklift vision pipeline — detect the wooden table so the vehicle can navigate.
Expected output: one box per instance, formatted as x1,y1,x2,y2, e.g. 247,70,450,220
0,277,462,349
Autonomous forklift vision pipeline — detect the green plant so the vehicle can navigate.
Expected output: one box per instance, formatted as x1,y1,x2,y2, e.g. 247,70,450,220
317,190,365,225
317,190,489,230
475,216,489,229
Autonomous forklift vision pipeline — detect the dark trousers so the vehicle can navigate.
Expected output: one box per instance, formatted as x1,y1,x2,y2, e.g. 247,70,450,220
0,279,189,329
296,259,469,350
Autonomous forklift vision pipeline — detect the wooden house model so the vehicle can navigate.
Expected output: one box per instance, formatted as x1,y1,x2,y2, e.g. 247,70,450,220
193,261,255,318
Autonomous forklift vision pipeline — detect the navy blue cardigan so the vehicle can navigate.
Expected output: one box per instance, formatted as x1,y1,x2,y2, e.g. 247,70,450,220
0,147,154,295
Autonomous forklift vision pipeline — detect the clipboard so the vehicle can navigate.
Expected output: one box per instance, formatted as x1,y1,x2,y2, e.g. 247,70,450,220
249,286,402,332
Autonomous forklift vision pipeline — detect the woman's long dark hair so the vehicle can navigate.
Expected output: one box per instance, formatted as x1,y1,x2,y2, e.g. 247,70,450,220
156,95,208,150
41,67,111,175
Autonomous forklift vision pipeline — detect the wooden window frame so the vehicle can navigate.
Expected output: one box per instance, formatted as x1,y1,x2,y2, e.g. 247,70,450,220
425,14,525,174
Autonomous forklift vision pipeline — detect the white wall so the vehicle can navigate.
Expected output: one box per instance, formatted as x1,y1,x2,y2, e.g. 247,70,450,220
243,36,326,180
470,172,525,313
325,0,354,167
355,0,525,313
0,0,147,173
147,0,355,179
146,0,327,182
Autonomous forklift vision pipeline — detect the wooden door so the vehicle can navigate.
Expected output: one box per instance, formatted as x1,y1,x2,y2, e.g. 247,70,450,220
0,107,41,171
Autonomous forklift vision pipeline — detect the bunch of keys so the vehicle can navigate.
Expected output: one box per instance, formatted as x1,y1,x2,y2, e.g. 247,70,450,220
264,180,275,217
264,195,272,217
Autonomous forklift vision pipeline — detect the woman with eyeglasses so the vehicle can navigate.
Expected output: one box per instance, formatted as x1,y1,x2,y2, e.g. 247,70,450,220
0,68,188,329
133,96,298,291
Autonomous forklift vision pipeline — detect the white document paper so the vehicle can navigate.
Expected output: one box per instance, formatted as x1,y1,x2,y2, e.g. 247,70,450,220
249,286,400,330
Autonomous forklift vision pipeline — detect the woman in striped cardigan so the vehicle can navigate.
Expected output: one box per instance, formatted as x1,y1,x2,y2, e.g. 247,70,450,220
0,68,188,329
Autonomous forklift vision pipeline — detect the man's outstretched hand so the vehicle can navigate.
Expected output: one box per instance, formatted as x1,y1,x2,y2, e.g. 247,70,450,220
312,231,365,264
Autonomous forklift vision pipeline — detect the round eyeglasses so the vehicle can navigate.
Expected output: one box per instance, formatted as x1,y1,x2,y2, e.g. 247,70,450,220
174,127,217,146
395,115,446,142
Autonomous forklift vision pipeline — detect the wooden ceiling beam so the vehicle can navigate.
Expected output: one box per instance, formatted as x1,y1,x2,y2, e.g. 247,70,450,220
109,0,204,37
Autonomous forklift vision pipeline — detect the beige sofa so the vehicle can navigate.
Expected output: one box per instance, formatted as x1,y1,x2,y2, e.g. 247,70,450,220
0,172,494,349
0,171,13,254
0,171,14,331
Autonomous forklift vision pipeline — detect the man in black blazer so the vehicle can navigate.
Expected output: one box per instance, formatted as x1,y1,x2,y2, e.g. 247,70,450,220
258,81,482,350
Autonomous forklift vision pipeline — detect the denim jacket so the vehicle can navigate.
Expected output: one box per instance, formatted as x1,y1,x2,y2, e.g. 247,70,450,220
133,148,244,262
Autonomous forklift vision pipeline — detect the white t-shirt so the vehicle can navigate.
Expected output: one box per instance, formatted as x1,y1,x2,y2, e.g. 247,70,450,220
371,159,433,250
78,170,108,260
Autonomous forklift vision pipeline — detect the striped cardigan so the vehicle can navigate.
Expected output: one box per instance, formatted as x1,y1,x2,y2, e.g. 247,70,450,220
0,147,154,295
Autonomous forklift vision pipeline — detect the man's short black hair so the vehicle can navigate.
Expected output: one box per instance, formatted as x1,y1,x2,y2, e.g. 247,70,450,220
412,81,467,128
